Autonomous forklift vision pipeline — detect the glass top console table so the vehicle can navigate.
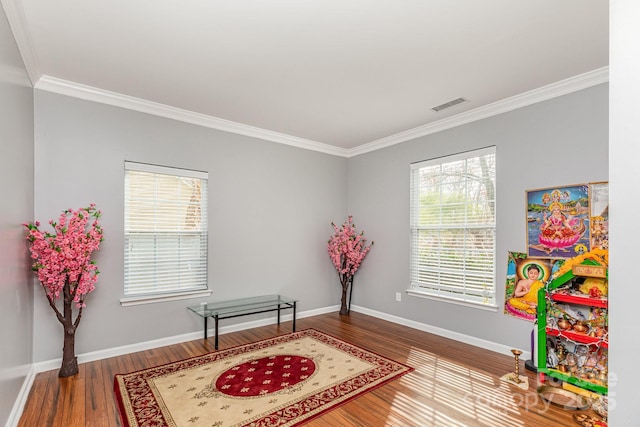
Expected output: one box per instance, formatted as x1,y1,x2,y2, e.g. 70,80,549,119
187,295,298,350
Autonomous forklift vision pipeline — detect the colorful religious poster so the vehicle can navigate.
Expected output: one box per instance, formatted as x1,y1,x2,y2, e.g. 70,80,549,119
504,252,558,322
589,182,609,251
526,184,590,258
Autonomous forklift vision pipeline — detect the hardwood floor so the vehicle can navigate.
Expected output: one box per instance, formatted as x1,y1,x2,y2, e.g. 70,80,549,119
19,311,591,426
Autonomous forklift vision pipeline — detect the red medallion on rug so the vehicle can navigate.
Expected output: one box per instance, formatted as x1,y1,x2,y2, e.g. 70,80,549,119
216,354,316,397
114,328,413,427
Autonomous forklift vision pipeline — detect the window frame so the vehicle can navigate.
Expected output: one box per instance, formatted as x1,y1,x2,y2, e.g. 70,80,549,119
408,146,497,310
121,161,211,306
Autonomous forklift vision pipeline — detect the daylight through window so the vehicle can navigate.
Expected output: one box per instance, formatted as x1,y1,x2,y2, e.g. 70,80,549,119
124,162,208,297
409,147,496,307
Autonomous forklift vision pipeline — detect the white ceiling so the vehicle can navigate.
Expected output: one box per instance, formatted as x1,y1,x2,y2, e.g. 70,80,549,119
6,0,608,155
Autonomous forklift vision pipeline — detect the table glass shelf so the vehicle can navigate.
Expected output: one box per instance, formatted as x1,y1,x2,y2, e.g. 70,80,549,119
188,294,298,349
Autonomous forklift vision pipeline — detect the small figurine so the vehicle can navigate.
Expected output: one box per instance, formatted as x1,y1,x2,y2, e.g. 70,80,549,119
565,353,578,374
584,352,599,369
556,343,566,362
575,345,589,367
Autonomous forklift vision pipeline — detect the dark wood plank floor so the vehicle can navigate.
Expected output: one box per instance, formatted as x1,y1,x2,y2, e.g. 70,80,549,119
19,311,596,426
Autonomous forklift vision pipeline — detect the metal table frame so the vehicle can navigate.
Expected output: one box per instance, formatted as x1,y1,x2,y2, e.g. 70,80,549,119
188,295,297,350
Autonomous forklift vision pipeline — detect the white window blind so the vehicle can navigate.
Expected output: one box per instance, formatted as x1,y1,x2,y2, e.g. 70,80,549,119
124,162,208,297
409,147,496,307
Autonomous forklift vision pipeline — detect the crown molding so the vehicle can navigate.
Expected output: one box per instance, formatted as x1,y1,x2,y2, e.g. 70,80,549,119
1,0,41,85
33,66,608,159
347,66,610,157
34,75,350,157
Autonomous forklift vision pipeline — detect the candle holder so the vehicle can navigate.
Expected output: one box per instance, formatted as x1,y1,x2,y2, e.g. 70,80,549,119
511,349,524,383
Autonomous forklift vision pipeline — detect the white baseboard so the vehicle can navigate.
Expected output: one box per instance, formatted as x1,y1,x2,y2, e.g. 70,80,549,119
349,304,531,361
4,366,36,427
30,304,341,373
8,302,525,427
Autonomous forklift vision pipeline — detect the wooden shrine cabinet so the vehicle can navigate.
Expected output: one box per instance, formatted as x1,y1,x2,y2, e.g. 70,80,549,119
536,259,608,396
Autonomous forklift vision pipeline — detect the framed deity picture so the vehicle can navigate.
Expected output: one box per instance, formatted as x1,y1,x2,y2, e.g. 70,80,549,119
504,251,559,321
589,182,609,250
526,184,590,258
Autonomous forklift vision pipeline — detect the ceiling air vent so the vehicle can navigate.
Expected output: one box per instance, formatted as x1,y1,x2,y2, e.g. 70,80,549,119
432,97,468,112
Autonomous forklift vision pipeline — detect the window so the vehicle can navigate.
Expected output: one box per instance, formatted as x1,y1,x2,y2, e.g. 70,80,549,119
124,162,208,300
409,147,496,308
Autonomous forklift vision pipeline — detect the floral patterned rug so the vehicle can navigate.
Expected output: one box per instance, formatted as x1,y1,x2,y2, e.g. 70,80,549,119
114,328,413,427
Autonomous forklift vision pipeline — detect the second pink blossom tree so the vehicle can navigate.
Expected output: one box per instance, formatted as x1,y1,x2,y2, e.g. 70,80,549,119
327,216,373,315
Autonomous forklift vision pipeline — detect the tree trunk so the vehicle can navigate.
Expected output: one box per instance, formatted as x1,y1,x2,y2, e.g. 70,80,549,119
59,327,78,377
58,280,78,377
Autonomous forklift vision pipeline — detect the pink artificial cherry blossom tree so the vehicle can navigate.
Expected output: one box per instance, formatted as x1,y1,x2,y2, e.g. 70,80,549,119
24,205,103,377
327,216,373,315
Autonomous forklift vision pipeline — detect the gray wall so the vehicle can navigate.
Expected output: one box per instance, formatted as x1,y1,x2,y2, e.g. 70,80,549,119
33,91,347,362
32,85,609,363
347,84,608,352
0,6,34,425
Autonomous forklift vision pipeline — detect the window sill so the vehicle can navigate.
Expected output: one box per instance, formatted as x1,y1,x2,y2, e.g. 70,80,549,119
405,290,498,312
120,289,213,307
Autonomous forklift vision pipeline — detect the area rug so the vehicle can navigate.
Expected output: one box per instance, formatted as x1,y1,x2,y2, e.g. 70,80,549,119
114,328,413,427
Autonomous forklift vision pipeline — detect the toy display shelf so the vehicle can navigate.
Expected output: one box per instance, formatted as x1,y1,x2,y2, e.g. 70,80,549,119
536,259,608,396
544,327,608,349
